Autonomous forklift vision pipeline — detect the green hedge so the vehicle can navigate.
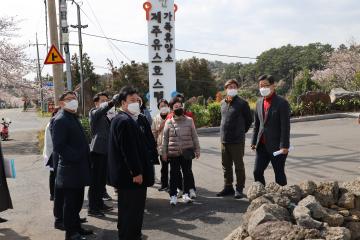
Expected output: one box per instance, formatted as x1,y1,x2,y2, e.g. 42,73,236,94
207,102,221,127
188,104,210,128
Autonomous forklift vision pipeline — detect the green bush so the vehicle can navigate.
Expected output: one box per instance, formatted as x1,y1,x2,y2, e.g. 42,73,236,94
207,102,221,127
349,98,360,111
79,117,91,143
188,104,210,128
315,101,330,114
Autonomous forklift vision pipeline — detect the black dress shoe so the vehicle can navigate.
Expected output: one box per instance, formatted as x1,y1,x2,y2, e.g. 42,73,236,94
216,187,235,197
65,233,86,240
80,217,87,223
0,217,8,223
54,222,65,231
88,210,105,217
78,228,94,236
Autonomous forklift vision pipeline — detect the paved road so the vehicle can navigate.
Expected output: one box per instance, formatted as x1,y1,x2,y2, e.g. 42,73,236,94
0,108,359,240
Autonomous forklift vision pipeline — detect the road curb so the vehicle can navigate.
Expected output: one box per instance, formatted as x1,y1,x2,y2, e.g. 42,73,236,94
197,112,359,134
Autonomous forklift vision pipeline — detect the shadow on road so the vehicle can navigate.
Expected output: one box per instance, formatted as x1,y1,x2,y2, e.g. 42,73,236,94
0,228,30,240
143,187,249,240
2,140,39,155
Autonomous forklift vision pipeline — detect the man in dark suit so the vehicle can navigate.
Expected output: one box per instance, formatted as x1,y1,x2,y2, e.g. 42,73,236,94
52,91,93,240
251,75,291,186
88,92,119,217
108,86,155,240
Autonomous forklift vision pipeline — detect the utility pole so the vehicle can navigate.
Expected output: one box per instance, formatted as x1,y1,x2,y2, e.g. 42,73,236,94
36,33,44,112
71,1,88,116
44,0,49,51
29,36,46,112
48,0,65,105
59,0,72,91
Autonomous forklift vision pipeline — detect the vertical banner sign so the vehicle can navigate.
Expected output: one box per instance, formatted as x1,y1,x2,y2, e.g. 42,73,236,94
144,0,178,114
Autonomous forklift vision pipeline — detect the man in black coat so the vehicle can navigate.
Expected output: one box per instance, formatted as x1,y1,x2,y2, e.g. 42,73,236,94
88,92,118,217
52,91,93,240
0,141,12,223
108,86,156,240
218,79,253,199
251,75,291,186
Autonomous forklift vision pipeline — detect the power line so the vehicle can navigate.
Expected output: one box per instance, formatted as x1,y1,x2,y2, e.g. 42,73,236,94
80,1,131,63
79,32,258,60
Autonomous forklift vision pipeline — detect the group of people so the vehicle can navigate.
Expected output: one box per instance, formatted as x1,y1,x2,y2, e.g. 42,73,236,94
217,75,291,200
0,73,292,240
43,86,201,240
0,72,358,240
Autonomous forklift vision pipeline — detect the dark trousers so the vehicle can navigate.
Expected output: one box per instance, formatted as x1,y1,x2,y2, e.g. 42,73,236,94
221,142,245,189
53,172,64,225
63,187,85,237
117,188,147,240
88,152,107,211
49,170,55,198
169,156,194,196
253,143,287,186
160,156,169,188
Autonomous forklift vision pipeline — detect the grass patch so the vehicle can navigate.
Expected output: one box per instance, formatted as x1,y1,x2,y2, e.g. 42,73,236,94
38,129,45,153
37,109,52,118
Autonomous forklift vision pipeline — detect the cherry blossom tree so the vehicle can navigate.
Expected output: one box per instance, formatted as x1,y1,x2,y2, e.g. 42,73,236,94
0,17,29,86
312,43,360,91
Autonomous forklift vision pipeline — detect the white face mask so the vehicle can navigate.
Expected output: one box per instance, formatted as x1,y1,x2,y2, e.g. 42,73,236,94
259,87,271,97
226,89,238,97
160,107,170,114
64,100,78,112
127,102,141,116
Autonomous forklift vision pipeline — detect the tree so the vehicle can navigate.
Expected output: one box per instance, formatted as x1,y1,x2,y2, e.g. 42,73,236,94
312,43,360,91
176,57,216,98
255,43,333,85
0,17,29,85
70,52,98,90
108,60,149,97
290,69,320,103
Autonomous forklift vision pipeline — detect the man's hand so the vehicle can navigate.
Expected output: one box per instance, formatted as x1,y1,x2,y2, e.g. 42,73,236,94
112,94,121,105
162,154,168,162
281,148,289,154
133,175,143,185
251,145,256,151
195,152,200,159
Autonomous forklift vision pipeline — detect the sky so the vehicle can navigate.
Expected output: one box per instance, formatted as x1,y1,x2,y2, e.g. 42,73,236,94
1,0,360,79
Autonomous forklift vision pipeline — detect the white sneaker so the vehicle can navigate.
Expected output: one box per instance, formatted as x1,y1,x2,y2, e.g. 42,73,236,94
182,194,193,204
189,189,197,199
170,196,177,206
177,189,183,198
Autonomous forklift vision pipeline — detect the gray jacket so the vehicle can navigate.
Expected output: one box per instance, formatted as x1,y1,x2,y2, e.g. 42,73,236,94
89,102,114,155
251,94,291,153
220,96,253,144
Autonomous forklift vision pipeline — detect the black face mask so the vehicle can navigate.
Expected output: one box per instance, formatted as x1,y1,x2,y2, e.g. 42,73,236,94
160,114,167,120
174,108,184,116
